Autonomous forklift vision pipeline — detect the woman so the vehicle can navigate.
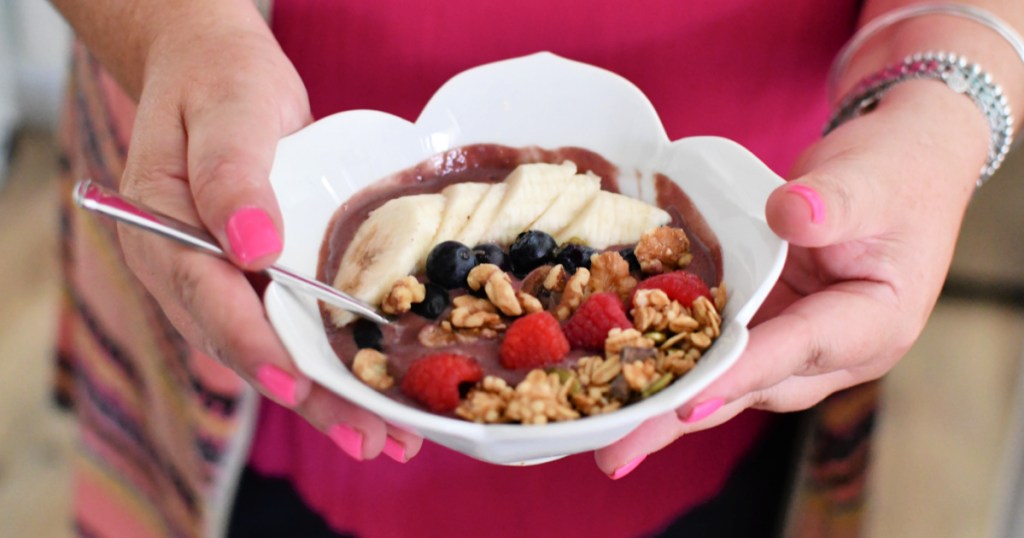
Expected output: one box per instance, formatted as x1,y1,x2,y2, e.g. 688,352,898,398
49,0,1023,536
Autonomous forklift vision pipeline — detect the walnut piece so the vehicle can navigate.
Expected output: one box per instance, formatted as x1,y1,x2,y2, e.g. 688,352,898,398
467,263,542,317
554,267,590,320
380,276,425,315
588,252,637,302
634,226,692,274
517,291,544,314
449,295,504,330
417,321,496,347
352,349,394,391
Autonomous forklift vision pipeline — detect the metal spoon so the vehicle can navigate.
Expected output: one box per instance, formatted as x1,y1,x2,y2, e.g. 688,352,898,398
72,179,390,325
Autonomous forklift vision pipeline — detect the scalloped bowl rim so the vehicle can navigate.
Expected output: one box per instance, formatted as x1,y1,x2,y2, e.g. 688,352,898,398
264,52,787,465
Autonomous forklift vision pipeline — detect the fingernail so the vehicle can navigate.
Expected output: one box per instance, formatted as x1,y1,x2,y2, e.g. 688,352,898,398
226,207,282,264
786,184,825,224
382,436,408,463
328,424,364,461
681,398,724,424
256,365,305,407
609,454,646,480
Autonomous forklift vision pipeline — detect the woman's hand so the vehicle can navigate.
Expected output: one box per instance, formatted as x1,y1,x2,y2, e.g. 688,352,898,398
116,15,422,463
594,80,989,478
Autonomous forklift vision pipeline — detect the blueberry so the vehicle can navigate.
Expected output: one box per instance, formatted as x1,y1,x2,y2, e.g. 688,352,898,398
619,247,642,273
426,240,478,289
553,243,599,274
472,243,509,271
508,230,557,277
410,282,450,319
352,318,383,351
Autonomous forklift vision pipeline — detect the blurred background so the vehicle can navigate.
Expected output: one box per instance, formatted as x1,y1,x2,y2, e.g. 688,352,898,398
2,2,1023,537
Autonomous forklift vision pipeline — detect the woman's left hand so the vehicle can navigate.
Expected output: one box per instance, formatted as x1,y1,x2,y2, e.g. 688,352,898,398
594,80,989,478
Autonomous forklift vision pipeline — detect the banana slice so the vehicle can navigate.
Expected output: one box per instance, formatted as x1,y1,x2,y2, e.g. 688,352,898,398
528,171,601,235
431,181,491,247
329,193,445,326
480,161,577,245
554,190,670,249
452,183,507,247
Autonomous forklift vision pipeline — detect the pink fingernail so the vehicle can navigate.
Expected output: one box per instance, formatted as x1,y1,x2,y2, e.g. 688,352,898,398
382,436,408,463
609,455,646,480
226,207,282,264
682,398,724,424
328,424,364,461
256,365,302,407
787,185,825,224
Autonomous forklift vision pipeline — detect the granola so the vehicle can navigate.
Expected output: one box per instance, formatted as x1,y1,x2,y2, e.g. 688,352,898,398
634,226,692,274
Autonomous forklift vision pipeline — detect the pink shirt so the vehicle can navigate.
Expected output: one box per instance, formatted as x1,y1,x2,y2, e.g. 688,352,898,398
251,1,859,535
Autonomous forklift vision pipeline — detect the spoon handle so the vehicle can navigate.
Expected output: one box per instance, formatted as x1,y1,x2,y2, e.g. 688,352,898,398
72,179,389,325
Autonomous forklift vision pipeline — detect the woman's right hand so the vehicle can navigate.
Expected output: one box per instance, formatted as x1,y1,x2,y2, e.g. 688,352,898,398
117,12,422,463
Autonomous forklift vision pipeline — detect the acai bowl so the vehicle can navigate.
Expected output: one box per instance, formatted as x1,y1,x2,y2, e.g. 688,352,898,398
264,52,787,465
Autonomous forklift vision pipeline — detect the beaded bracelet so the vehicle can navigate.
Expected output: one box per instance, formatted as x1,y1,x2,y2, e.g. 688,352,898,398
824,51,1014,186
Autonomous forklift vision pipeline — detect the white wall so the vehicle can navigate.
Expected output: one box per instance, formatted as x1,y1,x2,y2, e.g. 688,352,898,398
1,0,72,130
0,4,18,139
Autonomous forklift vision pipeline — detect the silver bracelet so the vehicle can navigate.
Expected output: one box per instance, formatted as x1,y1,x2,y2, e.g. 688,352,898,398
825,51,1013,186
828,3,1024,103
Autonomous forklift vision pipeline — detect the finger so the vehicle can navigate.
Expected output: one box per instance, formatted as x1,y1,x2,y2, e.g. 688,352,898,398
594,398,750,477
292,387,423,463
120,114,314,411
293,384,390,462
169,245,314,407
747,368,866,414
766,124,891,248
384,425,425,463
593,412,682,478
676,283,904,419
767,89,981,249
185,84,311,270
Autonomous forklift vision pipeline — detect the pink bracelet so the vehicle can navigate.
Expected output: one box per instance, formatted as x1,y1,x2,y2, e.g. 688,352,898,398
825,51,1013,187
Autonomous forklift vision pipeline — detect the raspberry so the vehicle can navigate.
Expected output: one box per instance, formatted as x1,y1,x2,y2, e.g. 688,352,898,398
562,292,633,351
401,353,483,412
630,271,712,308
500,311,570,369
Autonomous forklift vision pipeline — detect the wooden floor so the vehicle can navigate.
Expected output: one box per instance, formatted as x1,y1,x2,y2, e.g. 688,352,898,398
0,130,74,538
1,129,1022,537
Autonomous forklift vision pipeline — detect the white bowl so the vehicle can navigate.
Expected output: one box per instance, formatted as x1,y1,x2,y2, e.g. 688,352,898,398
265,52,787,465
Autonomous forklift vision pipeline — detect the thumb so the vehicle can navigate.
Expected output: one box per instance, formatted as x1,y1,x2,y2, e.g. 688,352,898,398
764,141,888,249
765,80,988,249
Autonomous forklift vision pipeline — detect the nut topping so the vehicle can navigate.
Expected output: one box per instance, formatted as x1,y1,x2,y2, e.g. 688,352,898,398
449,295,504,330
554,267,590,320
352,349,394,391
381,276,426,315
634,226,692,274
587,251,637,302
